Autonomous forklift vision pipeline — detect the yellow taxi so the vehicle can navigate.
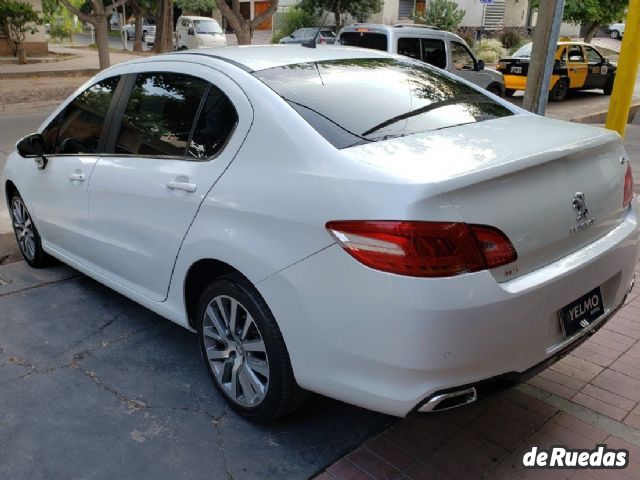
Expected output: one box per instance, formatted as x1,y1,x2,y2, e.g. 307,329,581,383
497,40,617,101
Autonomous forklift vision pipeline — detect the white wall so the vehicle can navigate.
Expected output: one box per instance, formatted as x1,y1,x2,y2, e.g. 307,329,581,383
504,0,527,27
458,0,484,27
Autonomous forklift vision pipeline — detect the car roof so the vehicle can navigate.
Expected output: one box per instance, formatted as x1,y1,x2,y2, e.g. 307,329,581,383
340,23,458,40
180,16,217,21
175,45,394,72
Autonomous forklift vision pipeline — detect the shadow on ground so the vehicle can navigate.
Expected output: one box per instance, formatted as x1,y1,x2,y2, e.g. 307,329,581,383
0,266,392,480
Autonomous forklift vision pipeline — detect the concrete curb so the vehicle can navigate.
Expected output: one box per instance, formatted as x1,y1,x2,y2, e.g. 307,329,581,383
571,102,640,124
0,68,100,79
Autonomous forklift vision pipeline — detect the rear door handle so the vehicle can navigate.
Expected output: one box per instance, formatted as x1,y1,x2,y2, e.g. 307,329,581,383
167,181,197,193
69,172,86,182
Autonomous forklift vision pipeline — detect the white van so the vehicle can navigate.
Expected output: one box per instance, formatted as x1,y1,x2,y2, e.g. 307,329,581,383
338,23,505,96
175,15,227,50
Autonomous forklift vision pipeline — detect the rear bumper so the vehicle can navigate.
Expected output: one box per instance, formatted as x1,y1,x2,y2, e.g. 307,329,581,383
258,204,640,417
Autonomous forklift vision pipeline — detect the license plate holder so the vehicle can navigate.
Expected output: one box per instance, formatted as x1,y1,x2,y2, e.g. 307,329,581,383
559,287,605,337
511,66,522,74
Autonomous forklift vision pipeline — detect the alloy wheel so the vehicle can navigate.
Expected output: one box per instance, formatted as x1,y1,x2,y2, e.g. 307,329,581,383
202,295,270,407
11,197,36,261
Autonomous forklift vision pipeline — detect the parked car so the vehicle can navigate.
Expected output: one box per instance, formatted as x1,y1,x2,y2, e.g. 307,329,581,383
122,18,156,42
609,22,625,39
497,41,617,101
337,23,505,96
175,15,226,50
3,45,638,421
279,28,336,44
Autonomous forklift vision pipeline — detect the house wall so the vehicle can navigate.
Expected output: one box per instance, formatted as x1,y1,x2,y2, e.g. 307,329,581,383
0,0,47,56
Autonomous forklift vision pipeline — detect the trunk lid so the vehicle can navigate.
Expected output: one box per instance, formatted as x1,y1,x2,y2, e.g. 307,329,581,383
497,57,531,76
342,115,629,281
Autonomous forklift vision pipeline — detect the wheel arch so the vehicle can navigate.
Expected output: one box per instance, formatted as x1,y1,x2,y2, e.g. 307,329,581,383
4,179,18,207
183,258,250,330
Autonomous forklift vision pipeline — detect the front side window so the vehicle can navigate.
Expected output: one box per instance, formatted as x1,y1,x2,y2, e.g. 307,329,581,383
339,32,388,51
50,76,120,154
188,86,238,159
585,46,604,64
254,58,513,149
116,72,208,156
421,39,446,68
397,37,420,60
451,41,475,70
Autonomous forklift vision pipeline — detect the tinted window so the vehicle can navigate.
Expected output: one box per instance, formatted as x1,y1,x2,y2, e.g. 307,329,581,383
339,32,388,51
52,76,119,154
116,72,208,157
254,58,513,149
585,46,603,64
320,30,336,38
451,41,475,70
421,39,446,68
397,37,420,60
188,86,238,159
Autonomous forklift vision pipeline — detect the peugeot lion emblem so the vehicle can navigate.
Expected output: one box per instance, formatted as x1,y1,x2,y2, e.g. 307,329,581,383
570,192,595,233
572,192,588,221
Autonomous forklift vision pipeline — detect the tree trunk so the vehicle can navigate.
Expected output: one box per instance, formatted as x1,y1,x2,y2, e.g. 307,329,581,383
154,0,174,53
333,4,341,35
94,19,111,69
235,23,252,44
583,22,599,43
133,11,143,51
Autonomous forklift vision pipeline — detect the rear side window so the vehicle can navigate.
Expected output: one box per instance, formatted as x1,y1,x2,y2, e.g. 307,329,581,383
568,45,585,62
421,39,446,68
254,58,513,149
339,32,388,51
188,86,238,159
116,72,208,156
50,76,120,154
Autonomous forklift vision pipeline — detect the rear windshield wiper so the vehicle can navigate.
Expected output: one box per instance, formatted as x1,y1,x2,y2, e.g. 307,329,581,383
361,94,492,137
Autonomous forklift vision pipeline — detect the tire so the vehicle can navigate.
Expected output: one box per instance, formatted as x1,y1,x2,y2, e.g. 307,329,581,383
611,30,620,40
549,78,569,102
180,46,188,51
9,193,50,268
196,273,308,421
603,76,615,95
504,88,516,98
487,83,504,97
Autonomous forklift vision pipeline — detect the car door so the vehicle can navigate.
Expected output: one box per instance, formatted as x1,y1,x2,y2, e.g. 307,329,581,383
583,45,609,89
567,44,588,88
86,63,252,302
27,75,122,261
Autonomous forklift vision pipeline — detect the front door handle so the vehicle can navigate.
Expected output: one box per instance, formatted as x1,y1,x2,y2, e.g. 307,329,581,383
69,172,86,182
167,181,197,193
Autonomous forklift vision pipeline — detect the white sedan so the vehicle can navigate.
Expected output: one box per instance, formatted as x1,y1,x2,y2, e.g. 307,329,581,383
2,46,638,421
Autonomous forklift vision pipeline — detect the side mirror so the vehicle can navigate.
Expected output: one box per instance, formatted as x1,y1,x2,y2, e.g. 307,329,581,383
476,59,485,71
17,133,47,169
188,27,195,35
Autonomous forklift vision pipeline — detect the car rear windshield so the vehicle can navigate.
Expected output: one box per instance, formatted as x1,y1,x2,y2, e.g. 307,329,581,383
253,58,513,149
339,32,388,51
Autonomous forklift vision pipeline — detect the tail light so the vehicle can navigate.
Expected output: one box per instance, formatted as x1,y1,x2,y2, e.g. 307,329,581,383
319,37,326,44
623,164,634,208
325,220,517,278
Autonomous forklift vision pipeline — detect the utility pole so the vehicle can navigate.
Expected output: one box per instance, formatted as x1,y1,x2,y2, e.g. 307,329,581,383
605,0,640,138
522,0,565,115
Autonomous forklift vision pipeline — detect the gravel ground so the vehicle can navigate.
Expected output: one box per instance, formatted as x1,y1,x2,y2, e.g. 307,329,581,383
0,75,89,105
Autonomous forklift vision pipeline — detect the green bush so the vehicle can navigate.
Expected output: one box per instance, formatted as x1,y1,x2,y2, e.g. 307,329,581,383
474,38,505,64
272,6,317,43
413,0,465,32
0,0,40,56
49,11,80,42
456,26,475,47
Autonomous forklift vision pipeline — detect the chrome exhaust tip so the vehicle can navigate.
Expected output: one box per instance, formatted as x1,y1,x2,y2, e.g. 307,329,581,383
417,387,477,412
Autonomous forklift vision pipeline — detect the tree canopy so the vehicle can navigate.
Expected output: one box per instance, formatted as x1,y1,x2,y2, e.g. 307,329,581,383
300,0,382,33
